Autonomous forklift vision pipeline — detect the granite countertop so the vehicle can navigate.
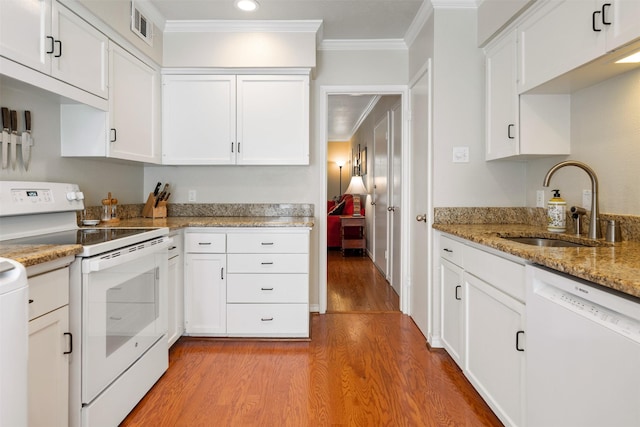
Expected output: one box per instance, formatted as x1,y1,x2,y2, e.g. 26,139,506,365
433,223,640,299
0,244,83,268
113,216,315,230
0,216,314,268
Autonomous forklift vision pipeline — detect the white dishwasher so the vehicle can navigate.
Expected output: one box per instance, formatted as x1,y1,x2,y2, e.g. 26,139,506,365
526,265,640,427
0,258,28,427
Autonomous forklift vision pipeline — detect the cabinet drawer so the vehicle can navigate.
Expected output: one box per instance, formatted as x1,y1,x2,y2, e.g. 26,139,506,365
227,274,308,303
185,232,226,253
440,235,464,267
463,245,525,302
227,254,309,274
227,232,309,254
28,267,69,321
226,303,309,337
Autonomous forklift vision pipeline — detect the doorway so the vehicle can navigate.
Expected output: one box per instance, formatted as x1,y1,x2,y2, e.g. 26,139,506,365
320,86,409,315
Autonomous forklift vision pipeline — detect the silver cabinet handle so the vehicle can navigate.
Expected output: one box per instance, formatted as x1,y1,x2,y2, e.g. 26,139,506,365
416,214,427,222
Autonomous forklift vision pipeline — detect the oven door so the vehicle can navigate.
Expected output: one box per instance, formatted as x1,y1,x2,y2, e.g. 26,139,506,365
80,239,169,404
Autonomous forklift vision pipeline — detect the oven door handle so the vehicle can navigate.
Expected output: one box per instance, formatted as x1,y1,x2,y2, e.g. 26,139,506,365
86,237,172,272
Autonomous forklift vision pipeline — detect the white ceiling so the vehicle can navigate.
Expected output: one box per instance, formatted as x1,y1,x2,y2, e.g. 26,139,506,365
328,95,379,141
148,0,424,40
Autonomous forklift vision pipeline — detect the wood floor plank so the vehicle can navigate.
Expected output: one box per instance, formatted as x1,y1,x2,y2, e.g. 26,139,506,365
327,249,399,312
121,313,502,426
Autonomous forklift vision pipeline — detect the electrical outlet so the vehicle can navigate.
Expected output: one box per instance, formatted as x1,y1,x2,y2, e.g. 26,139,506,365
582,189,592,210
536,190,545,208
188,190,197,202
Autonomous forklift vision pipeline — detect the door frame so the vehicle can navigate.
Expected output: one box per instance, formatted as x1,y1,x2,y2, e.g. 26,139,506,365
318,85,410,314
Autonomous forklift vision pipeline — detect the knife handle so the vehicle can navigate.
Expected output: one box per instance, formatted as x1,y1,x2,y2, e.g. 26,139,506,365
25,111,31,132
10,110,17,132
1,107,9,129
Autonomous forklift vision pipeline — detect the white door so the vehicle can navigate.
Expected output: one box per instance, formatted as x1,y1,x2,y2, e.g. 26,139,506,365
409,69,431,335
390,102,402,295
373,115,389,277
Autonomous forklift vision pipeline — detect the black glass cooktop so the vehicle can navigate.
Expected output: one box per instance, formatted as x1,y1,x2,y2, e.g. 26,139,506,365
2,228,160,247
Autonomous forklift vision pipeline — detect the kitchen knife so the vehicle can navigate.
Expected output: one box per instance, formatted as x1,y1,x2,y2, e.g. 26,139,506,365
1,107,9,169
155,184,169,206
10,110,18,170
153,182,162,197
23,111,32,171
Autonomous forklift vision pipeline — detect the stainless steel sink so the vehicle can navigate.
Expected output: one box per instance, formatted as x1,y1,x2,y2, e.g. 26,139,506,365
502,237,594,247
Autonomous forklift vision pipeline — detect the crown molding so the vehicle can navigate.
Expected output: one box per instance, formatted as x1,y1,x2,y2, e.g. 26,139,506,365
404,1,434,48
319,39,407,51
164,19,323,33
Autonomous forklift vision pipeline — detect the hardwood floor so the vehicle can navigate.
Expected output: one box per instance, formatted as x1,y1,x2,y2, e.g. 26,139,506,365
327,249,399,312
121,313,502,426
121,251,502,426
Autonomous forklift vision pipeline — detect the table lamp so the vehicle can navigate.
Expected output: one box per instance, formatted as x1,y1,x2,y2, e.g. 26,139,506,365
345,175,367,217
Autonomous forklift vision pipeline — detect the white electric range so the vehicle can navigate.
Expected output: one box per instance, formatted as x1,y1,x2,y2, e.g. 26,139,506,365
0,181,171,427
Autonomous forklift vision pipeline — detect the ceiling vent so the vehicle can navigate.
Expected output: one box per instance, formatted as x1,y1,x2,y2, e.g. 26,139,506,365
131,1,153,46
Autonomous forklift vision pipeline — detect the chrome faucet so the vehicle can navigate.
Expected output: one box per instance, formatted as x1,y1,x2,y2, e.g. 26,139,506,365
543,161,600,240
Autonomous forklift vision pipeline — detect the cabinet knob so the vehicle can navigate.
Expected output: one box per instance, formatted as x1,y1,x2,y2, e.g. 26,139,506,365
416,214,427,222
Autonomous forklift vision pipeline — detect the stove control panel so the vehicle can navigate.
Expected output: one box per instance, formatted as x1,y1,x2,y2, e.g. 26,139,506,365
0,181,84,217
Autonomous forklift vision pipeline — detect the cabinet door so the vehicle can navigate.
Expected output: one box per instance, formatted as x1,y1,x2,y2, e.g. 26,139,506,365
605,0,640,50
237,75,309,165
167,253,184,346
52,1,108,98
162,75,236,165
28,306,70,427
485,29,519,160
465,273,525,427
184,253,226,335
0,0,51,74
440,258,464,367
109,43,160,163
519,0,603,92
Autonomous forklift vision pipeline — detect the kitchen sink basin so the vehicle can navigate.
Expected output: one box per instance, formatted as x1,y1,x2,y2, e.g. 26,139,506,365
502,237,595,247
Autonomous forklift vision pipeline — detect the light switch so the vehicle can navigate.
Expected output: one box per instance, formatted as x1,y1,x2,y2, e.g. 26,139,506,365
452,146,469,163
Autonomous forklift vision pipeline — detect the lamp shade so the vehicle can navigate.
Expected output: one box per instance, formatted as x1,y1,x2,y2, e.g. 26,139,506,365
345,175,367,195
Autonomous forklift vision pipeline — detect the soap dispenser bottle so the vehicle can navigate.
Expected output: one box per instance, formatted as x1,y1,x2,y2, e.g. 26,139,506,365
547,189,567,232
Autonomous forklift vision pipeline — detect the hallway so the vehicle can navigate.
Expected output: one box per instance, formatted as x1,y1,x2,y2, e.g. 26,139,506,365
327,249,399,312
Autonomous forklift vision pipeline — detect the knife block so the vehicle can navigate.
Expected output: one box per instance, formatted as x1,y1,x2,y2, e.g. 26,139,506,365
142,192,167,218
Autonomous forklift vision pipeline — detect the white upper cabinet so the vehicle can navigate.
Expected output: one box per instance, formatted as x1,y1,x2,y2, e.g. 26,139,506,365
0,0,108,98
485,29,570,160
162,73,310,166
0,0,52,74
236,75,309,165
61,43,160,163
108,42,160,163
486,30,519,160
519,0,640,93
162,75,236,165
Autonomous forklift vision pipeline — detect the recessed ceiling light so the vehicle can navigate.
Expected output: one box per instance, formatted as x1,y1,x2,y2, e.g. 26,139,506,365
615,50,640,64
235,0,259,12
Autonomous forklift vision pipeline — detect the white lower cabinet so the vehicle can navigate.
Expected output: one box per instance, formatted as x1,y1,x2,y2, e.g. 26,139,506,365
167,231,184,346
226,231,310,338
439,235,465,368
184,231,227,336
27,267,70,427
437,233,526,427
182,228,310,338
465,273,526,427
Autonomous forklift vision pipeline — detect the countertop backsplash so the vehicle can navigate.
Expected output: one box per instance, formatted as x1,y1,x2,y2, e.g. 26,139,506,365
433,207,640,242
79,203,315,223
